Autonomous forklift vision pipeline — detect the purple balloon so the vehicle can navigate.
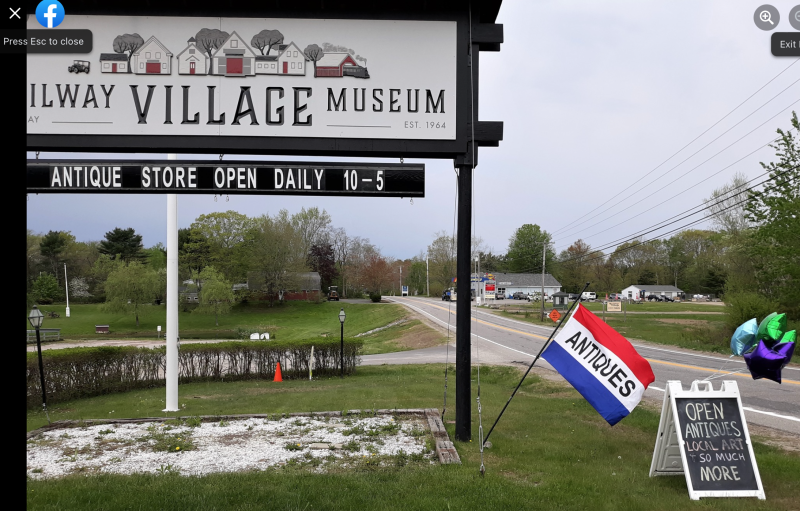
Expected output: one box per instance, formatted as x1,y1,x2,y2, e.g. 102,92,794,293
743,340,795,384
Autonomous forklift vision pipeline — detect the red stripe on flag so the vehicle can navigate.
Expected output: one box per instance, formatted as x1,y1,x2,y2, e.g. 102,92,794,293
573,304,655,387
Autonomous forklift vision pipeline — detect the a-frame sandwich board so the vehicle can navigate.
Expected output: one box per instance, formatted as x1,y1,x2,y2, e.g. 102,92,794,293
650,380,765,500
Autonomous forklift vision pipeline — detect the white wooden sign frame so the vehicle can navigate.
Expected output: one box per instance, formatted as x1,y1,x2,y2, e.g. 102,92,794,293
649,380,765,500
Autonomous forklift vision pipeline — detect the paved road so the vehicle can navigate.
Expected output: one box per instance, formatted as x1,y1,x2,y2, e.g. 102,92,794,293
376,296,800,436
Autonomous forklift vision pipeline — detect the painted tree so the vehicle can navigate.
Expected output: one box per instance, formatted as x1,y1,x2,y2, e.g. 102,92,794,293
103,262,162,327
195,28,230,74
193,266,235,326
99,227,146,263
112,33,145,73
251,29,284,55
304,44,324,75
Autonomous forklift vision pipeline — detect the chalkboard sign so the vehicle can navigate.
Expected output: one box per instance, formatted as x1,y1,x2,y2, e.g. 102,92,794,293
650,380,765,500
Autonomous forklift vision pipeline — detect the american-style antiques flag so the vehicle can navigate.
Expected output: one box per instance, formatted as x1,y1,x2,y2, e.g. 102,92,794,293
542,304,655,425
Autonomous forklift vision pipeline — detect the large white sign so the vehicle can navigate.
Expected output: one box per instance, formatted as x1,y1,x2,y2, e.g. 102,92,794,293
27,16,456,140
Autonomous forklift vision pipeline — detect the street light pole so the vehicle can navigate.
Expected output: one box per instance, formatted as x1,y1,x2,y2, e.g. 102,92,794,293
29,305,49,423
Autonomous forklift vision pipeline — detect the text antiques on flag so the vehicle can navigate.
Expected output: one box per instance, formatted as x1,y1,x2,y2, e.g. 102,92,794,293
542,304,655,426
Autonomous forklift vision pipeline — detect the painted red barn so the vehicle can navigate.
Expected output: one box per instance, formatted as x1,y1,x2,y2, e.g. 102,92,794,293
315,52,369,78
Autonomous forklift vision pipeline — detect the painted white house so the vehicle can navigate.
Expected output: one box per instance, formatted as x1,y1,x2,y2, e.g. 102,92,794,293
131,36,172,75
176,37,208,75
254,55,279,74
253,42,307,75
620,285,684,300
99,53,129,73
212,31,256,76
276,42,307,75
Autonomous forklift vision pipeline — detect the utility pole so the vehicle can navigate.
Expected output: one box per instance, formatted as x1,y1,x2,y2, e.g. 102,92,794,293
541,243,546,321
426,254,429,297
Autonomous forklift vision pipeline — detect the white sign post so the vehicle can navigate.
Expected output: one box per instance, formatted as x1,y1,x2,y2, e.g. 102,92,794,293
650,380,765,500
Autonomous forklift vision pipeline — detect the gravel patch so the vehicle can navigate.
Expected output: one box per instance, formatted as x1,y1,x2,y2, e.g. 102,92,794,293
27,415,431,479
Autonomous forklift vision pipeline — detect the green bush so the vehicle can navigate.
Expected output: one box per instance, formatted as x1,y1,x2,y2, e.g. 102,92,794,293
26,338,363,408
724,291,780,332
369,292,381,303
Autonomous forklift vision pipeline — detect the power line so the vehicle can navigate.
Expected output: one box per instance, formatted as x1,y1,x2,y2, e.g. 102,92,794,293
552,128,796,251
552,59,800,237
552,102,800,246
503,167,798,274
553,171,799,268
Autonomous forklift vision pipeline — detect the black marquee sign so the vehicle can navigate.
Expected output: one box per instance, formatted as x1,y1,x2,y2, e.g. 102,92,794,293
26,160,424,197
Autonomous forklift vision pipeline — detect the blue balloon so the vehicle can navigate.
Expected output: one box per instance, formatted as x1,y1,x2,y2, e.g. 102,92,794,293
731,318,758,356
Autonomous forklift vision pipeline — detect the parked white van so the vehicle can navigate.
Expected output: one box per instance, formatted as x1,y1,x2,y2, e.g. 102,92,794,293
581,292,596,301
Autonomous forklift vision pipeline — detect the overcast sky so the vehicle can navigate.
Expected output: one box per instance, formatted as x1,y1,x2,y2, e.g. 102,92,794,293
26,1,800,261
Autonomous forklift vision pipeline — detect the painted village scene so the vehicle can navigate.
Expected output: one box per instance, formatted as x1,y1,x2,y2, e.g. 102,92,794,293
92,28,369,79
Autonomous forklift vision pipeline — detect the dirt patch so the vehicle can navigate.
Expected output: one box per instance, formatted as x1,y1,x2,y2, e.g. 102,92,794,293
655,318,710,327
749,425,800,454
392,322,447,350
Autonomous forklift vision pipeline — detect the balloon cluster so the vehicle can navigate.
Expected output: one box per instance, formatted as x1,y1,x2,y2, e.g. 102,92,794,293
731,313,795,384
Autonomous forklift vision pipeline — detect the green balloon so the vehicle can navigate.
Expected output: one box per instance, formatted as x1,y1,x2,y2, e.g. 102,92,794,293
757,312,787,342
779,330,796,344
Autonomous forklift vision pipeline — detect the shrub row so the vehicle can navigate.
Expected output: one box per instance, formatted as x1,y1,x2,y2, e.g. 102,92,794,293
26,339,363,409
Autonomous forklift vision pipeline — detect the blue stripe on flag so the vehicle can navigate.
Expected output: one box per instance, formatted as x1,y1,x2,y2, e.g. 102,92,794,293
542,341,631,426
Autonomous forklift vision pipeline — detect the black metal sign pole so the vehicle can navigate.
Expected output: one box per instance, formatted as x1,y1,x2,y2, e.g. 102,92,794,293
455,163,473,441
481,282,591,448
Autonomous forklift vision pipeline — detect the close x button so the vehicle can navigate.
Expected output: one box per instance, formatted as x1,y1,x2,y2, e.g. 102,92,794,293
771,32,800,56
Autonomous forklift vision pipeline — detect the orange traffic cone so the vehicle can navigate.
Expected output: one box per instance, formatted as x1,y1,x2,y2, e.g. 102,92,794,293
274,362,283,382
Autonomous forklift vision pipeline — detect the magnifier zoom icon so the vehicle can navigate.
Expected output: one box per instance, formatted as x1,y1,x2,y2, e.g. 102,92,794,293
760,10,774,25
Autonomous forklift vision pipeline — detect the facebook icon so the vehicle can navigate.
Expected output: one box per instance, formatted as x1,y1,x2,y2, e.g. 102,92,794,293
36,0,66,28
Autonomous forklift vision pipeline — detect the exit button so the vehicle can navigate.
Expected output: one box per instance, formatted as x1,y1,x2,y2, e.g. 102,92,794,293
771,32,800,56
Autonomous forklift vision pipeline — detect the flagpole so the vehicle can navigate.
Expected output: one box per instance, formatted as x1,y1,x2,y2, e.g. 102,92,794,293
482,282,591,448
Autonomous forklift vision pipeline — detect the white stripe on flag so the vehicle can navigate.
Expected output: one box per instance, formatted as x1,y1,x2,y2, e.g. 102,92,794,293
551,313,647,413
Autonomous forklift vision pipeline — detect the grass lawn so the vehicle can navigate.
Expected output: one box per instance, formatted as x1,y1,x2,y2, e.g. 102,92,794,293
26,365,799,510
27,302,408,342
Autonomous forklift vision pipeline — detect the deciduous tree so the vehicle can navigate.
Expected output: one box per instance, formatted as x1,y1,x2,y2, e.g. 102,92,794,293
103,262,162,327
193,266,235,326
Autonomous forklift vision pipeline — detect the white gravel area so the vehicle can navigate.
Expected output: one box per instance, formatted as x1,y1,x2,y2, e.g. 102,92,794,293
27,415,431,479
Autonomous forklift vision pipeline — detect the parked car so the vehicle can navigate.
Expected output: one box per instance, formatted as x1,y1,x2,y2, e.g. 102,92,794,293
608,293,625,300
495,293,504,300
527,293,542,302
512,292,526,300
647,294,662,302
581,292,597,301
660,295,674,302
